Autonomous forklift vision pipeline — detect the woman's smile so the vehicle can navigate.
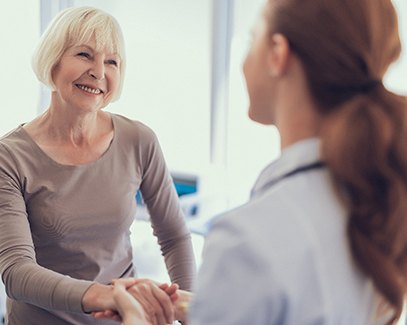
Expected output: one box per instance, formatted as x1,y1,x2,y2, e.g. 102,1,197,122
75,83,104,95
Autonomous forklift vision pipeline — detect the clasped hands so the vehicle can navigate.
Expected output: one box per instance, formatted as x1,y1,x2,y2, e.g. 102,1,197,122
92,278,192,325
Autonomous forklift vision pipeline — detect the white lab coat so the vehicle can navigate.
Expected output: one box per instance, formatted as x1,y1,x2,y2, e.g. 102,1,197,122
189,138,381,325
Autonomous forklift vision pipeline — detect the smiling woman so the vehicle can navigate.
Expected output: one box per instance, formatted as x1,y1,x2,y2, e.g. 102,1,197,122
50,41,121,116
32,6,126,101
0,6,195,325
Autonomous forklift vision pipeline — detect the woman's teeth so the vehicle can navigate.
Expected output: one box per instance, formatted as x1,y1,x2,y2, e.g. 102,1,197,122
76,84,102,94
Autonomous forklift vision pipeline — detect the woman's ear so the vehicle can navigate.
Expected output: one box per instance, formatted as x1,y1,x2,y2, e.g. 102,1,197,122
267,33,291,77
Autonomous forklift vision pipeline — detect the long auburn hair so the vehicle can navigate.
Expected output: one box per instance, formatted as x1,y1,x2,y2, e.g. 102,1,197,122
266,0,407,322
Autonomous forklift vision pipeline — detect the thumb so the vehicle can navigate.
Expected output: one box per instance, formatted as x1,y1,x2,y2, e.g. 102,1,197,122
112,278,138,289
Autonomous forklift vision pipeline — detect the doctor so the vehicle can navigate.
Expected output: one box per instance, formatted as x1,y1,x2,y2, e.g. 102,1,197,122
101,0,407,323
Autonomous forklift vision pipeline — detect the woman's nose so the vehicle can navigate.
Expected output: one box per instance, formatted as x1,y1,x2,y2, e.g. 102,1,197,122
88,60,105,80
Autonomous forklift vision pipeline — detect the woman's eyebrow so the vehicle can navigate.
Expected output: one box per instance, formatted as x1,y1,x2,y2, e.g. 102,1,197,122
75,45,119,56
74,44,94,51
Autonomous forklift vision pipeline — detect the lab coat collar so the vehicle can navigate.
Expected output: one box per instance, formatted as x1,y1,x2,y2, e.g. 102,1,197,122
251,137,322,198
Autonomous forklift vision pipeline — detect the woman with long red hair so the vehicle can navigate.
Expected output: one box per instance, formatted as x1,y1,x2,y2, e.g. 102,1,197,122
99,0,407,323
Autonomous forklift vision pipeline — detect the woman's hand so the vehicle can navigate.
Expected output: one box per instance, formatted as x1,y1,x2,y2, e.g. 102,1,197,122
174,289,193,325
125,278,176,325
112,278,151,325
92,278,180,325
92,278,148,324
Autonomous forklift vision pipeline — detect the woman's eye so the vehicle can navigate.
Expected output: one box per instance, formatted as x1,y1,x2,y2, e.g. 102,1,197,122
77,52,90,58
107,59,118,66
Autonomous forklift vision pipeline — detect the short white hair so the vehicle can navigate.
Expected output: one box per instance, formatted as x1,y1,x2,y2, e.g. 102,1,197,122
32,6,126,101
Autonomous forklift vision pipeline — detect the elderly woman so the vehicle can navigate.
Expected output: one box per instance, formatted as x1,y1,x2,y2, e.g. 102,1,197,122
0,6,195,324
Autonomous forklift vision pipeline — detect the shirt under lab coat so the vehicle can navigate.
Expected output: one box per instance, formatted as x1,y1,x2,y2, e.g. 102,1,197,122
189,138,381,325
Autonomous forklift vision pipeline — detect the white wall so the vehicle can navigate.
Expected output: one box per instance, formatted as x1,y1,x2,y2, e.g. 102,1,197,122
0,1,40,135
225,0,280,207
71,0,211,177
0,0,406,210
386,0,407,95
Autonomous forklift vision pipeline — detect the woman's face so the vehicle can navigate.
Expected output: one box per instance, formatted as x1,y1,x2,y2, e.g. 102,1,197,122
51,38,121,112
243,8,276,125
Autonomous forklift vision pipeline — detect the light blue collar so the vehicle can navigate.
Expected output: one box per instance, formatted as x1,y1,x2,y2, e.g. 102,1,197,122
251,138,322,198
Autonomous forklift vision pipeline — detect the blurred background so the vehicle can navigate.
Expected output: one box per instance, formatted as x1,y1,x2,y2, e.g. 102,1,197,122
0,1,406,323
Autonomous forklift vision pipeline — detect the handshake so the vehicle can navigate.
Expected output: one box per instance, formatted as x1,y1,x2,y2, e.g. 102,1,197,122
83,278,192,325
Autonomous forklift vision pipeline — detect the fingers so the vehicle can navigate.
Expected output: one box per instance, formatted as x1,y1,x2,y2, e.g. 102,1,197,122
127,284,163,325
159,283,179,302
127,279,175,325
113,283,139,312
108,278,178,325
125,284,156,324
112,277,138,289
112,280,150,324
151,283,176,323
92,310,122,322
159,282,179,295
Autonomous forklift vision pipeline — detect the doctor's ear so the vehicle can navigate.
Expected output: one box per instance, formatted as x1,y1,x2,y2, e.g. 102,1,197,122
267,33,291,77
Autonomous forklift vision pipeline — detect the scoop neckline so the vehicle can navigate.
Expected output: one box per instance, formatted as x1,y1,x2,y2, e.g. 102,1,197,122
19,113,117,169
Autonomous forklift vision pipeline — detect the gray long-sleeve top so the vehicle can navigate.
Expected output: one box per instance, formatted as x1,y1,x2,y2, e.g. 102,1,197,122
0,114,196,324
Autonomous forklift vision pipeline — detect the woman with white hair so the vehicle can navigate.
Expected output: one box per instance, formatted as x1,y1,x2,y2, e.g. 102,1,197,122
0,6,195,324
